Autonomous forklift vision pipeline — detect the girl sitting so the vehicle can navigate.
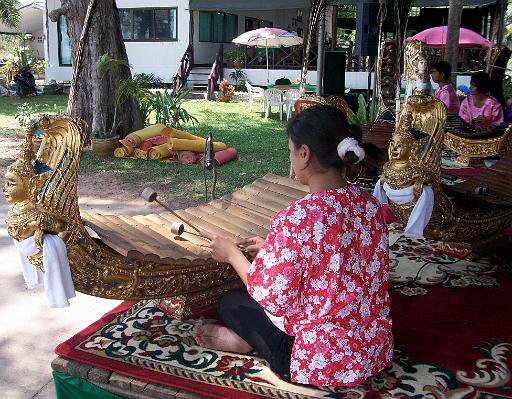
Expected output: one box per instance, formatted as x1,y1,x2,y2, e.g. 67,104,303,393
459,72,504,129
194,105,394,387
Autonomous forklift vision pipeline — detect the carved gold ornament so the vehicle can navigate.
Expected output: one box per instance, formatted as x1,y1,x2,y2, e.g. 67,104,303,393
381,96,512,244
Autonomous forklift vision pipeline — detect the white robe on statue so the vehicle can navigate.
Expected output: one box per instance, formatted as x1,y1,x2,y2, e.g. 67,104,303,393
373,179,434,239
13,234,76,308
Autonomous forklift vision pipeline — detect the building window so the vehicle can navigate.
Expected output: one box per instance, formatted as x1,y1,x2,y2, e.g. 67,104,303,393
199,11,238,43
58,15,72,66
245,17,273,32
119,8,177,41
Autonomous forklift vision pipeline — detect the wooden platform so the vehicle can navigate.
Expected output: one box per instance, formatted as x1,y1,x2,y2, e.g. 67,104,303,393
52,357,209,399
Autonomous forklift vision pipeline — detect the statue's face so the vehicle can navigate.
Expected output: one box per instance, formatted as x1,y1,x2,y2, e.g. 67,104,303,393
417,56,428,75
3,170,29,204
389,136,410,161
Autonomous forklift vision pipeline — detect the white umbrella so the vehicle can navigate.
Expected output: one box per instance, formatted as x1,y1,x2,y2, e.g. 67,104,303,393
232,27,303,85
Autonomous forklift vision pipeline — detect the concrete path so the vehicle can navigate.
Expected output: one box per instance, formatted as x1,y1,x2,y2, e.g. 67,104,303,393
0,194,151,398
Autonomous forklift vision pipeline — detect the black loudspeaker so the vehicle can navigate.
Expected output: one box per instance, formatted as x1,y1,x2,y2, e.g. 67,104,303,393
354,1,380,56
323,51,346,96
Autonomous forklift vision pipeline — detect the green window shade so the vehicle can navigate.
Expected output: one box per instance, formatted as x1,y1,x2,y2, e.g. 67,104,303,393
212,12,224,42
225,14,238,41
199,12,211,41
58,15,72,66
133,9,154,40
119,10,132,40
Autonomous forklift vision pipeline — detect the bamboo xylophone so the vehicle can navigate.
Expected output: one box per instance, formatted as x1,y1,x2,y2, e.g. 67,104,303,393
80,174,309,262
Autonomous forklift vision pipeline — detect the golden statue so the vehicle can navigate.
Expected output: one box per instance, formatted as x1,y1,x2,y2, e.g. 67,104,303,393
383,112,435,199
4,125,69,266
404,40,430,97
381,95,512,246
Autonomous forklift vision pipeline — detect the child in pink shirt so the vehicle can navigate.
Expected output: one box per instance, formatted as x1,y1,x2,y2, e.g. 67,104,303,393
431,61,460,114
459,72,504,129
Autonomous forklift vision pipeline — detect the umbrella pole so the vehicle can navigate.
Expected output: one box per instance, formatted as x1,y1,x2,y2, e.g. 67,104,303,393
266,42,270,86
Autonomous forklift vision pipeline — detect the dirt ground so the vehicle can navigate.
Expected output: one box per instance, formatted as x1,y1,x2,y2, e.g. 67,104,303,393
0,135,187,215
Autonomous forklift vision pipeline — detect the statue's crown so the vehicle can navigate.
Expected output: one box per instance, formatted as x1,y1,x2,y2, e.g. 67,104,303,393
7,132,36,178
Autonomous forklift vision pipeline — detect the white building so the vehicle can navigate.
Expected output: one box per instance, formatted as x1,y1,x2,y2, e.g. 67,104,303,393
43,0,501,91
44,0,378,89
0,1,45,59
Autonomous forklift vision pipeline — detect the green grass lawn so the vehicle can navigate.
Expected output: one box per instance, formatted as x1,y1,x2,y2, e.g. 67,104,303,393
0,96,290,202
80,99,290,202
0,95,68,136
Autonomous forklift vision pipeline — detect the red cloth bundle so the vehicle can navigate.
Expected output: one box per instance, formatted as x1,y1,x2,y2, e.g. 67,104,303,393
140,135,168,152
199,147,238,167
177,151,199,165
125,134,142,148
214,147,238,165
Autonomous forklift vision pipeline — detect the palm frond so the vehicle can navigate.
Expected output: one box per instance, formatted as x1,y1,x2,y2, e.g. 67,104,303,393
96,53,130,79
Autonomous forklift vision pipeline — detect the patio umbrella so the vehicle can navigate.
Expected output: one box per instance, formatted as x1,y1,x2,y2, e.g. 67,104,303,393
406,26,491,49
232,27,303,85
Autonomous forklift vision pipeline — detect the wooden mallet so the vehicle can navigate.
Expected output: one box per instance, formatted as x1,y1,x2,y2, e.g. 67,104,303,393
141,187,211,240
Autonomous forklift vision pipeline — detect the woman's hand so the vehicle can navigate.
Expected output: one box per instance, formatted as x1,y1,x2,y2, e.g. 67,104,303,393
236,236,265,257
210,236,252,285
210,236,242,264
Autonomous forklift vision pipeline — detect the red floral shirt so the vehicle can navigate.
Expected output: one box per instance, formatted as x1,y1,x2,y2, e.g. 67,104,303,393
247,186,393,386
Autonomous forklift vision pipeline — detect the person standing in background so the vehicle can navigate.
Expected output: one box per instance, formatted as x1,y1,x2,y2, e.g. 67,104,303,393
431,61,460,114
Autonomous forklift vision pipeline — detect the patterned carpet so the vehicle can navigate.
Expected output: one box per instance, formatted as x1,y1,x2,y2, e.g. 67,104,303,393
55,224,512,399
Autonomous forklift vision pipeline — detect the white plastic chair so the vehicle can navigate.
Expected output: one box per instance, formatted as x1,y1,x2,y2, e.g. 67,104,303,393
245,81,265,113
264,89,284,120
285,89,301,120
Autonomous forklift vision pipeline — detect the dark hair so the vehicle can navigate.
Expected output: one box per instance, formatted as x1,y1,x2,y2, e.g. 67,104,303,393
470,72,491,94
287,105,360,171
432,60,451,81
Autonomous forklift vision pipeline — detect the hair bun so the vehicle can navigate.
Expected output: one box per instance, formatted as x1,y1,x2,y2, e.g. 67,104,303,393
337,137,365,165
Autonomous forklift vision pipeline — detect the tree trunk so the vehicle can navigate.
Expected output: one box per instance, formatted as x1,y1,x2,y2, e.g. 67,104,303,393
444,0,463,75
49,0,142,137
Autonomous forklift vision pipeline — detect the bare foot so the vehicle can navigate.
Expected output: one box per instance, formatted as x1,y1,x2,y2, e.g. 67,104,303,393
193,323,253,353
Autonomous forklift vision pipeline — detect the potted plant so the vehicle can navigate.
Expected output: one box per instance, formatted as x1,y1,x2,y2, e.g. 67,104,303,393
147,89,198,128
223,50,235,68
229,69,247,91
218,80,235,102
224,48,245,69
232,47,245,69
93,54,160,155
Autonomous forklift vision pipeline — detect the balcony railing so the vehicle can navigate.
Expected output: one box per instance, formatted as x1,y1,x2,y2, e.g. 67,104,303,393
231,46,372,72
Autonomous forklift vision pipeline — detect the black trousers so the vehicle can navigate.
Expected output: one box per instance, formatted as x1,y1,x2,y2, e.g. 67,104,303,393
218,289,295,379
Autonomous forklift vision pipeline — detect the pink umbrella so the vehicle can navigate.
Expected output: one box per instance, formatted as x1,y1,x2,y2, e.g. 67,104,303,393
233,28,303,85
406,26,491,48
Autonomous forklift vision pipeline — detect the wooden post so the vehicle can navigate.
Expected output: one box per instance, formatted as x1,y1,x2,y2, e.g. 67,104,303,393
444,0,463,74
331,4,338,51
486,0,505,73
316,12,325,96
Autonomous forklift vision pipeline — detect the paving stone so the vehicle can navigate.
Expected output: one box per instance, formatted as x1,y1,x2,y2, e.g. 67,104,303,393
175,390,211,399
50,357,92,379
109,372,133,390
143,382,179,399
130,378,149,393
94,381,149,399
88,366,112,384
